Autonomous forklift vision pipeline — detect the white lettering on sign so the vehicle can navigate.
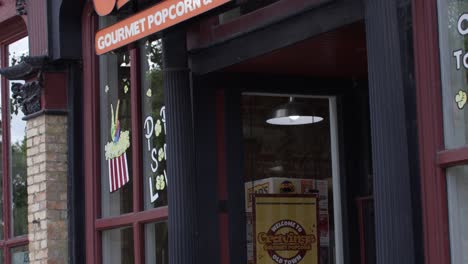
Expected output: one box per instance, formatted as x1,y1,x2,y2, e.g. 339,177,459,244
95,0,230,54
97,18,146,50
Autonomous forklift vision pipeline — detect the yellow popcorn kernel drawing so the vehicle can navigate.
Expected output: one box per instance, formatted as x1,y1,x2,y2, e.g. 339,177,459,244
455,90,468,109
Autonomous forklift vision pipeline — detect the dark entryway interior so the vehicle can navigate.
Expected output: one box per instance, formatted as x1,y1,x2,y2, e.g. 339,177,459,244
222,21,367,78
216,21,376,264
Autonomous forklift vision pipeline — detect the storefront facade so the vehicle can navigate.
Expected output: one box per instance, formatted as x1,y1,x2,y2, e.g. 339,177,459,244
0,0,463,263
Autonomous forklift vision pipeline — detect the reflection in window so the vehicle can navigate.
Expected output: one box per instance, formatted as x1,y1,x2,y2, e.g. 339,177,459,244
141,39,167,210
145,221,168,264
100,48,133,217
242,95,334,264
447,166,468,264
102,227,134,264
8,37,28,237
10,245,28,264
438,1,468,148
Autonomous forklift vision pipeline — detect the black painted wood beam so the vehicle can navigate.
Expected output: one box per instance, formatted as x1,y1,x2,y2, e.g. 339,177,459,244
163,28,198,264
364,0,418,263
189,0,364,75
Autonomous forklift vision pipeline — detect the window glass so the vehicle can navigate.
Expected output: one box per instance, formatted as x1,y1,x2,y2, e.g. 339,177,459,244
10,245,28,264
141,39,167,209
8,37,28,236
0,51,3,240
447,166,468,263
145,221,168,264
437,0,468,148
242,95,334,264
99,47,133,217
102,227,134,264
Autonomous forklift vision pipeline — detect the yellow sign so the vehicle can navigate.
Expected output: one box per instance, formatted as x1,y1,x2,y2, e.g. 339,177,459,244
254,195,318,264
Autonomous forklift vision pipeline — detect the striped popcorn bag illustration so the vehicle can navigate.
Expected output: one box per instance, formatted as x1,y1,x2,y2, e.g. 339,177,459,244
107,152,129,192
104,100,131,192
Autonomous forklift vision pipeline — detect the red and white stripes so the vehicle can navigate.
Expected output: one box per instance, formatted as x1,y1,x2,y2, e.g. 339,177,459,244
108,153,130,192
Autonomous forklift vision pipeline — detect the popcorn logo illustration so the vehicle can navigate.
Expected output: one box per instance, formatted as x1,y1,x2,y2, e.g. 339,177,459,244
156,175,166,191
455,90,468,109
104,100,131,192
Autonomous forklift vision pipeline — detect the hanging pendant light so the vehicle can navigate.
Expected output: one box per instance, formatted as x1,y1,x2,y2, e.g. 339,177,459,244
266,97,323,125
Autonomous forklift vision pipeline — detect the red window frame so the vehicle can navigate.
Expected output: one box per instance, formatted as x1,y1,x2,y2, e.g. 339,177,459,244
413,0,462,264
82,3,168,264
0,18,29,264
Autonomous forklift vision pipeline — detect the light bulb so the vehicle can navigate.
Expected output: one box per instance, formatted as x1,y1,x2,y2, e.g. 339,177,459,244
289,115,300,121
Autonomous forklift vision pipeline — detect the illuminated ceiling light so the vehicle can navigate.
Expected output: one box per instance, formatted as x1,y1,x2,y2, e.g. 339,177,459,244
266,97,323,125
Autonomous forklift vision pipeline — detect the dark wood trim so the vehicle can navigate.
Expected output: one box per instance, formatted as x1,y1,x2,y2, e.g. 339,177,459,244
216,89,229,264
412,0,450,263
438,147,468,168
3,43,12,242
188,0,332,50
130,48,143,213
22,109,68,121
0,18,29,264
130,46,144,264
189,0,363,74
356,196,372,264
0,17,27,46
163,29,199,264
364,0,418,263
1,34,9,248
95,207,169,230
133,222,144,264
2,236,28,248
82,2,100,264
224,87,246,264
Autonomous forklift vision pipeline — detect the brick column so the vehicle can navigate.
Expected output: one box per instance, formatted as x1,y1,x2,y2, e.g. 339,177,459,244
26,115,68,264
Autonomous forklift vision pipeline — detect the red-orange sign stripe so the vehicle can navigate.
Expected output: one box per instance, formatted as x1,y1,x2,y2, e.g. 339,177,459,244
95,0,230,55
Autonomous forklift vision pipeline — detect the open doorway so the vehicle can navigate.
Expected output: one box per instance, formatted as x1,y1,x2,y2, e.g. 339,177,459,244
242,94,342,264
215,21,375,264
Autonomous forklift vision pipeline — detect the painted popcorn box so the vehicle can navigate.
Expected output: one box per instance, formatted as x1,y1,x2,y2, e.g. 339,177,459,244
105,100,131,192
107,152,129,192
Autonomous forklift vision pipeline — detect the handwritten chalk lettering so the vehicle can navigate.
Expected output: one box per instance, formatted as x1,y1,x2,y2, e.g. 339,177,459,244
452,48,468,71
151,148,159,172
459,13,468,36
160,106,166,134
144,106,167,203
149,177,159,203
144,116,154,151
452,14,468,71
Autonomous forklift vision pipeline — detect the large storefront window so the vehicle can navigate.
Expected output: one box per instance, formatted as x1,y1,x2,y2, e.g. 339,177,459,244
89,15,168,264
141,39,167,210
438,1,468,262
0,35,29,263
447,166,468,264
438,0,468,148
100,49,133,217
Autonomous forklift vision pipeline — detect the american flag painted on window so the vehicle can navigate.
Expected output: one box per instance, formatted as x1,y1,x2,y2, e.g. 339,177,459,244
108,153,130,192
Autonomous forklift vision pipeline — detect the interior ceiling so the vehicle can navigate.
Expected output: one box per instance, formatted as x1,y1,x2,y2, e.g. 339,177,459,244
223,21,368,78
